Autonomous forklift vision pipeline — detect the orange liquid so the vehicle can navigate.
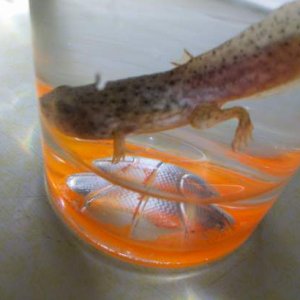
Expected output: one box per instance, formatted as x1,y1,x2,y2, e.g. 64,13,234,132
37,80,300,268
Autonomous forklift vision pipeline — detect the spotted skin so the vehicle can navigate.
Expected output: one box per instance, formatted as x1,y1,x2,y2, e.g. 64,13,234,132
41,1,300,162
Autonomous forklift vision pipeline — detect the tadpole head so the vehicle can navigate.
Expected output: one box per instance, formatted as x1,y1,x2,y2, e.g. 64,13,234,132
40,85,80,135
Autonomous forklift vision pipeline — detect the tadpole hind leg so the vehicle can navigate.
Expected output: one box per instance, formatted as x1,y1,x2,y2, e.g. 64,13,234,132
190,103,253,151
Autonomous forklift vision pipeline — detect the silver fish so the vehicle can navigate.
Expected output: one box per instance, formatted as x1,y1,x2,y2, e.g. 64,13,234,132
67,156,234,241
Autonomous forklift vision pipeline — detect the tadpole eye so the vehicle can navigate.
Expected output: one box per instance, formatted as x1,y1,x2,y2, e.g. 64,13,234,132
57,101,74,115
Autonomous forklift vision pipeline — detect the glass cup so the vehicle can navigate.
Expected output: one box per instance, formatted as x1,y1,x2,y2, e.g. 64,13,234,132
29,0,300,268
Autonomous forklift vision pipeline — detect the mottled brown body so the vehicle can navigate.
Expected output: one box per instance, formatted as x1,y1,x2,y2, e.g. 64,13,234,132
41,1,300,162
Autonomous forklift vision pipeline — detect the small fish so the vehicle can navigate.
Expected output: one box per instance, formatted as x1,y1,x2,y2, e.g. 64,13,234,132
67,157,234,236
41,1,300,162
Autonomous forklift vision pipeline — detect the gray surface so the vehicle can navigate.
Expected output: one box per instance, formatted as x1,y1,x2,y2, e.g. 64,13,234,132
0,1,299,299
